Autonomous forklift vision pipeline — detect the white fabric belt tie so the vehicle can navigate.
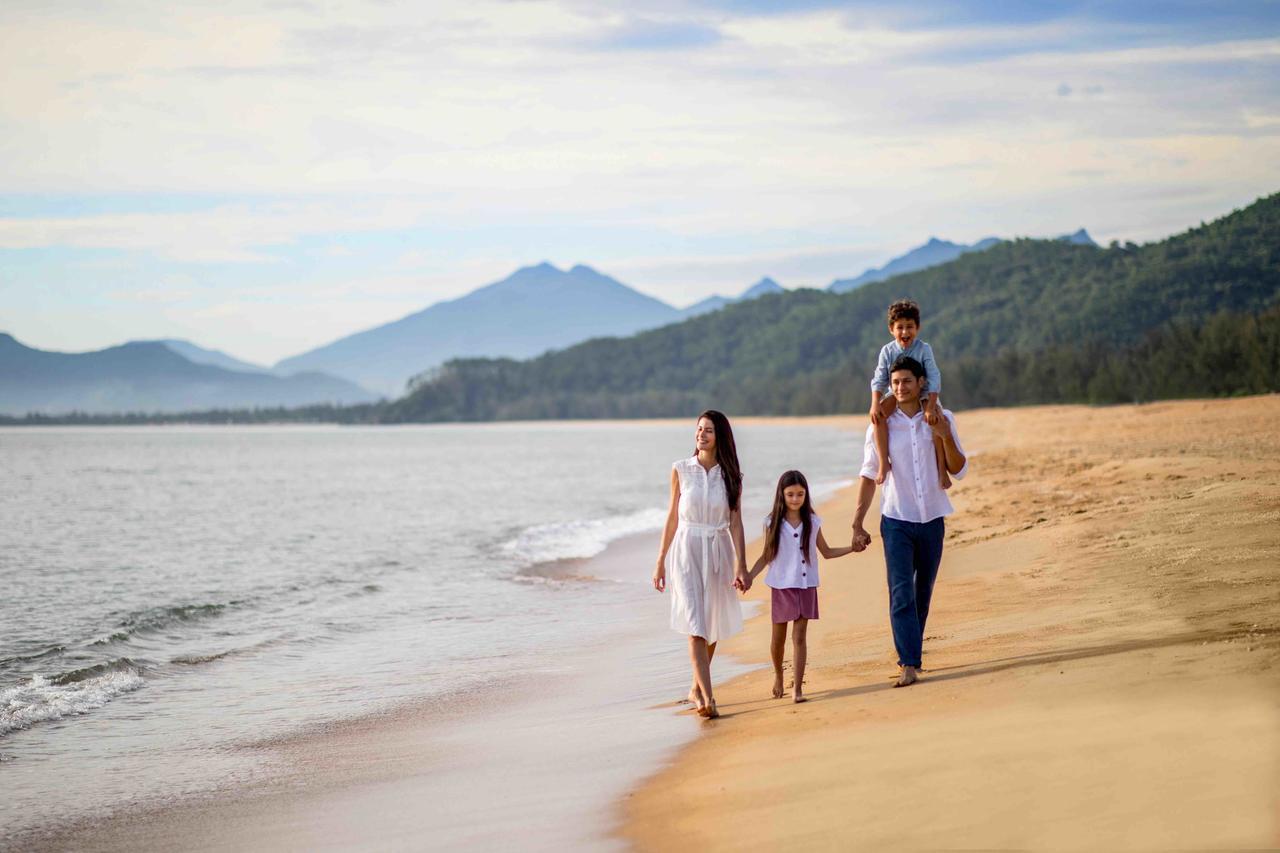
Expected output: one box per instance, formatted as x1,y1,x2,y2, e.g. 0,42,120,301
682,522,729,536
680,522,730,594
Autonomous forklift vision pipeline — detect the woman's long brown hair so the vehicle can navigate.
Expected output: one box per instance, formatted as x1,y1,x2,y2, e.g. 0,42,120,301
762,470,813,566
695,409,743,512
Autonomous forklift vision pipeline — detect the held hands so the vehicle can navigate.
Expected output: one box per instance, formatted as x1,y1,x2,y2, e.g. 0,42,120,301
851,525,872,552
734,569,752,594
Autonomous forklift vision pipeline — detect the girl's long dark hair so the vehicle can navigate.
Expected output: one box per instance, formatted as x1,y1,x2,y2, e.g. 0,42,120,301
695,409,743,511
762,470,813,566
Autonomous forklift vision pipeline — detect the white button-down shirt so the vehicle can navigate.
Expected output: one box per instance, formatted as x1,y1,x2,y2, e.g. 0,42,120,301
764,515,822,589
859,408,967,523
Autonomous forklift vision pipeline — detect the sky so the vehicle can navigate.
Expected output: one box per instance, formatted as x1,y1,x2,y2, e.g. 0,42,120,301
2,0,1278,365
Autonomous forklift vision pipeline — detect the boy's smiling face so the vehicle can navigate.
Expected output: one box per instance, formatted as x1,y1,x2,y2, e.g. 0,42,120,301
890,318,919,349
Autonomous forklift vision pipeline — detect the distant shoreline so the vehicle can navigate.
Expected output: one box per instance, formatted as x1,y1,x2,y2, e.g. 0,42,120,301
5,394,1279,427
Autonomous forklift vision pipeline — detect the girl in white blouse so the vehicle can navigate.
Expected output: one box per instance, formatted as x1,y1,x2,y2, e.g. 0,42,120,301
745,470,860,703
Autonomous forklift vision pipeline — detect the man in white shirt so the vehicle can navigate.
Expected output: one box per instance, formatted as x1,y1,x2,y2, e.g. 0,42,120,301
852,355,968,687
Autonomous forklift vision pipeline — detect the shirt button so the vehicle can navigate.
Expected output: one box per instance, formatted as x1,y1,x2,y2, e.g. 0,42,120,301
793,533,799,538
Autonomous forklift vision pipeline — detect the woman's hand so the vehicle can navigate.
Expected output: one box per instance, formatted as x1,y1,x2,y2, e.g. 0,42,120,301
652,562,666,592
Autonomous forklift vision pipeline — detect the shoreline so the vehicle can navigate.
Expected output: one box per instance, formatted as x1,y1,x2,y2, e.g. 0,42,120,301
5,530,709,853
621,396,1280,850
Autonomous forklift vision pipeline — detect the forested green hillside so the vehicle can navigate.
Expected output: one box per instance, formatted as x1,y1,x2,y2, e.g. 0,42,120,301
382,192,1280,420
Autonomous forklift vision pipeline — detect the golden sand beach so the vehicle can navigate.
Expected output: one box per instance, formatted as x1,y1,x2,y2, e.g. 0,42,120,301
624,396,1280,850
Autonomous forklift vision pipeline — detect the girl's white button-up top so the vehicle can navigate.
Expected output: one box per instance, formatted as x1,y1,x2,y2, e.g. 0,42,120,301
764,515,822,590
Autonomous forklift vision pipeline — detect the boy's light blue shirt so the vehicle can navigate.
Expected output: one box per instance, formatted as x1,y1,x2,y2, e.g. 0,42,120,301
871,339,942,396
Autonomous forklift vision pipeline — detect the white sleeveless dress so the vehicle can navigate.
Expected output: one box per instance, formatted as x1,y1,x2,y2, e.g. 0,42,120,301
666,457,743,644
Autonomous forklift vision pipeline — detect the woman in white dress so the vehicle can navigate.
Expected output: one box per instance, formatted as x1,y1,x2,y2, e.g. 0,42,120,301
653,410,749,719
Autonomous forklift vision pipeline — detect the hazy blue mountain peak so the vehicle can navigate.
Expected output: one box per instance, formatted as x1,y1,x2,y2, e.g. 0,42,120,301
0,335,376,415
1059,228,1097,246
741,277,784,299
830,235,1004,293
272,261,680,395
141,338,270,375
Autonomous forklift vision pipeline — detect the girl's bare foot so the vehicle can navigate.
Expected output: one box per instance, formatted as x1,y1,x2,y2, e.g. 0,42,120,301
772,677,784,699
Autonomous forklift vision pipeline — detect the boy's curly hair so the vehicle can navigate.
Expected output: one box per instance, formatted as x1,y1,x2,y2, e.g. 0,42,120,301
887,299,921,326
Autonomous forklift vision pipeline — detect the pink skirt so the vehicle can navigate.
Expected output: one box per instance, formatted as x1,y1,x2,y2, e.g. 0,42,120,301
771,587,819,623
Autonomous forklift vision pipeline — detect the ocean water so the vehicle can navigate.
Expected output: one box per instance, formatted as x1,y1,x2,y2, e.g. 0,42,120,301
0,421,859,844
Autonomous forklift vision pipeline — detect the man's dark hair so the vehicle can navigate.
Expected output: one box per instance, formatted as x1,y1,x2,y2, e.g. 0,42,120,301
890,355,925,379
887,299,921,326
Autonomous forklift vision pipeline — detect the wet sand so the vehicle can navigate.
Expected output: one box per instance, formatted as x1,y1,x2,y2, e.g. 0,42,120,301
623,396,1280,850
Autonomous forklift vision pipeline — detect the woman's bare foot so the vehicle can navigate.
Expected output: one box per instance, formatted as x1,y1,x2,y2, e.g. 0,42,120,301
893,665,919,688
772,676,784,699
687,688,706,711
698,700,718,719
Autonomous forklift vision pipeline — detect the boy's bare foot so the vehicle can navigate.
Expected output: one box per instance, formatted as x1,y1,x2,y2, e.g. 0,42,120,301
876,461,891,485
772,677,784,699
893,666,919,688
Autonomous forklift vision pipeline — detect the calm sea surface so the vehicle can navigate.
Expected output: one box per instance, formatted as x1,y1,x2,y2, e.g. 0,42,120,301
0,422,858,843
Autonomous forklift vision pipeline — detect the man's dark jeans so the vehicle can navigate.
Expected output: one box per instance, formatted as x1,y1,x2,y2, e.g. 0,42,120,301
880,515,945,668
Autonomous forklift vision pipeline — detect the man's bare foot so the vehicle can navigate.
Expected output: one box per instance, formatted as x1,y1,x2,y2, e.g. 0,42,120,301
893,666,919,688
793,691,807,703
876,461,892,485
772,677,784,699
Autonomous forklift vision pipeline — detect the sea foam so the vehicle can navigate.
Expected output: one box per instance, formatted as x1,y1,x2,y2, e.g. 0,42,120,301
0,667,145,737
504,508,668,567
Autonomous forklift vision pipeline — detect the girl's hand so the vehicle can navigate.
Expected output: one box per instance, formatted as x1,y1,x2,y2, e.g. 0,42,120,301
652,563,666,592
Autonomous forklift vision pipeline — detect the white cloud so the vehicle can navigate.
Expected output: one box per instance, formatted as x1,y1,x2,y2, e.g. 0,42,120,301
0,200,428,261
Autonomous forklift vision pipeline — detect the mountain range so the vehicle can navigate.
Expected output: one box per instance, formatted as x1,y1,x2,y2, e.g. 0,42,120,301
0,335,376,416
828,230,1095,293
375,194,1276,421
680,277,786,317
2,227,1102,415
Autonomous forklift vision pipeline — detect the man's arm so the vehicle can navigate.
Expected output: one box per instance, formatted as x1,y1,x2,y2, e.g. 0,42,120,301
851,476,876,549
931,412,968,477
853,423,878,548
